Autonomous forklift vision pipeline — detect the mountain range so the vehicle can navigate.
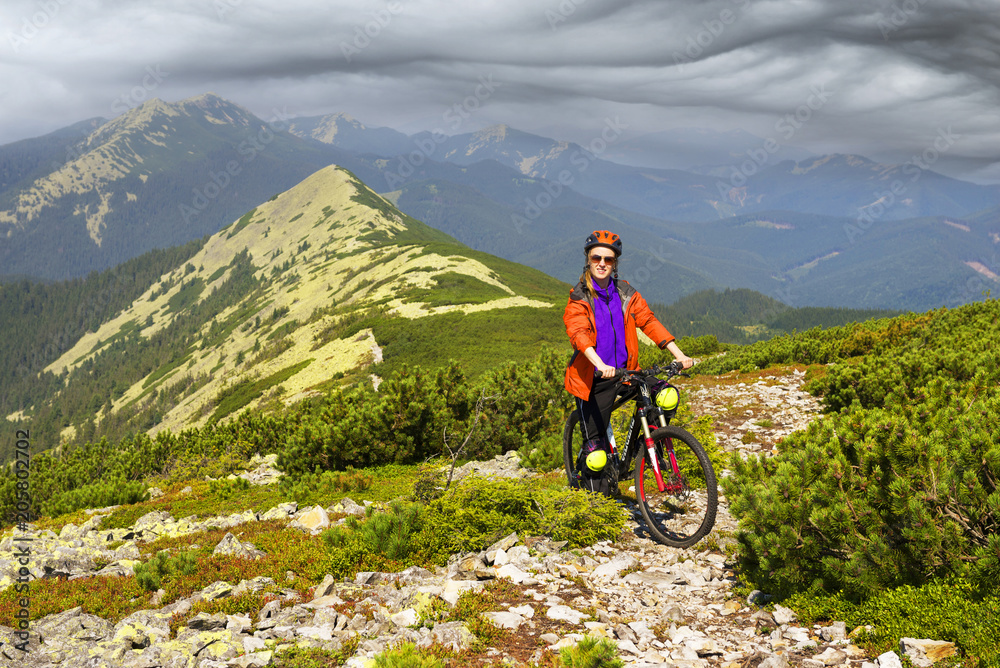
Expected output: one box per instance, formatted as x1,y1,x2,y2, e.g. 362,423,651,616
2,93,1000,310
8,164,566,450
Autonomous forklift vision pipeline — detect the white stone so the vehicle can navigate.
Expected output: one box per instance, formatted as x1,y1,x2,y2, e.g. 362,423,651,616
616,638,642,655
772,605,798,625
390,608,419,627
900,638,957,668
297,505,330,532
814,647,847,665
509,604,534,618
496,563,532,584
441,580,483,606
484,611,523,630
878,651,904,668
296,625,333,640
547,605,588,624
592,554,640,579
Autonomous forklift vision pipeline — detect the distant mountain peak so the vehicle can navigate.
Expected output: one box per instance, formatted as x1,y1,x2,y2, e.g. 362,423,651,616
473,124,512,141
178,93,258,127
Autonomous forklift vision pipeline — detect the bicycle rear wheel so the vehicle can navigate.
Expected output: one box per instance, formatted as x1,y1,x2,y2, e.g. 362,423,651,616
562,411,581,488
562,409,628,494
634,425,717,548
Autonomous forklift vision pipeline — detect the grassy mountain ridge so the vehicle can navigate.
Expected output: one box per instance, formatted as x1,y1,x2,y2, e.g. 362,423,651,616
9,164,565,455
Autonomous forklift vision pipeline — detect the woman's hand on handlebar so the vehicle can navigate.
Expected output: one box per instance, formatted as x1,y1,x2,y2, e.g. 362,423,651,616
675,355,694,370
596,362,617,379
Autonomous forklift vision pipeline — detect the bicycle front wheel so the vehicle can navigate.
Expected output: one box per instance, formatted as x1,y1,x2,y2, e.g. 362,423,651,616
634,425,717,548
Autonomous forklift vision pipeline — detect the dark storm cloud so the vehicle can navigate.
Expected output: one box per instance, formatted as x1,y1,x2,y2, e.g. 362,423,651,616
1,0,997,178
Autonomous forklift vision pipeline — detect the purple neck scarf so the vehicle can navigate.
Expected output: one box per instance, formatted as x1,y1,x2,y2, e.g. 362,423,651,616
592,279,627,371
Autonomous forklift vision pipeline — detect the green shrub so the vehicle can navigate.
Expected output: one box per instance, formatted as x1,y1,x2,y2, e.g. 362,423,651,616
321,501,427,579
41,479,149,518
325,501,425,561
410,465,448,503
560,636,623,668
272,637,360,668
674,334,729,358
278,363,473,476
134,550,198,592
278,467,374,506
418,476,627,561
372,642,444,668
724,300,1000,601
786,582,1000,666
206,476,251,501
852,582,1000,665
538,488,628,546
520,431,564,472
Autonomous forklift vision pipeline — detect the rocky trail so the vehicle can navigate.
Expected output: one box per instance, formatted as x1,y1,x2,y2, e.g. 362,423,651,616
1,368,937,668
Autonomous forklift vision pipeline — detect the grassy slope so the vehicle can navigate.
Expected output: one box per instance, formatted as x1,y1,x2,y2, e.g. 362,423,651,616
29,165,566,447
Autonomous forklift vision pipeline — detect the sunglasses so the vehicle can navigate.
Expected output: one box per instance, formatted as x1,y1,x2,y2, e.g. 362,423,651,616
590,254,616,265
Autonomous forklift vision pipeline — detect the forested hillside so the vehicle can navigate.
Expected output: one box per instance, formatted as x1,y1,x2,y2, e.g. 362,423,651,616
0,164,566,461
650,288,899,343
0,240,206,445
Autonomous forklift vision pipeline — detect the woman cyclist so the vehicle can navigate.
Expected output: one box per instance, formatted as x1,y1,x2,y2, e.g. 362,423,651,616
563,230,693,496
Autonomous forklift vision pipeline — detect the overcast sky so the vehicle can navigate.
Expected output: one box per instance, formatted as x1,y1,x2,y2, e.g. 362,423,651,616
2,0,999,181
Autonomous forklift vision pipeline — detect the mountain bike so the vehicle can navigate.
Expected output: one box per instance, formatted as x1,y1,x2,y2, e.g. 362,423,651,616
563,361,717,548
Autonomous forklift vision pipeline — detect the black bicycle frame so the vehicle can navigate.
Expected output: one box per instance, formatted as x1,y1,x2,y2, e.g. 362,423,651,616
609,379,674,489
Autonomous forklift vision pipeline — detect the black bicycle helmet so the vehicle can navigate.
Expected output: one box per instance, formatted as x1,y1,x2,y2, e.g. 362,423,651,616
585,230,622,257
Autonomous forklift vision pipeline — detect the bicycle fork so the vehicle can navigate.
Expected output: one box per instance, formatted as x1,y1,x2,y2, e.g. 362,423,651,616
639,415,668,493
641,413,684,494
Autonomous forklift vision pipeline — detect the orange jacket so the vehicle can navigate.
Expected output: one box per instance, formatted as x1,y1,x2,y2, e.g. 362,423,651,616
563,279,674,400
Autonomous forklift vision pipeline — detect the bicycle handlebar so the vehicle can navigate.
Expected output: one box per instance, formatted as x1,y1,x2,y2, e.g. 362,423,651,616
614,360,688,381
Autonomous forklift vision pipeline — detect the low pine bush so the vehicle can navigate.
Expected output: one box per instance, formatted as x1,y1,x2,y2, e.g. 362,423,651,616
41,479,149,518
322,501,426,578
134,550,198,592
520,431,565,472
419,476,626,561
206,476,251,500
372,642,443,668
724,300,1000,601
278,467,374,506
560,636,624,668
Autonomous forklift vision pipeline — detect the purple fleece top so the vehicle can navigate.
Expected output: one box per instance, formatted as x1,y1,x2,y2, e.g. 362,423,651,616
592,279,627,370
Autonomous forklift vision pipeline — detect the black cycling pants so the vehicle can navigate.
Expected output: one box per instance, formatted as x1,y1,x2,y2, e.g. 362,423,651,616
576,375,619,446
